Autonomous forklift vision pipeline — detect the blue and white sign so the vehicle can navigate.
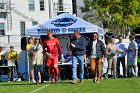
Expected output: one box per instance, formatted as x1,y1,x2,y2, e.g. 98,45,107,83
51,18,77,27
26,13,105,36
36,27,86,34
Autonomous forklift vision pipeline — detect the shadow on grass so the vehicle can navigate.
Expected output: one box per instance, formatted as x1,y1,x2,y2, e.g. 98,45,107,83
58,80,92,84
59,81,71,84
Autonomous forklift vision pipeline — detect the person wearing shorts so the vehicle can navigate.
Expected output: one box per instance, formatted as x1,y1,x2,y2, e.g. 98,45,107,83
43,30,64,84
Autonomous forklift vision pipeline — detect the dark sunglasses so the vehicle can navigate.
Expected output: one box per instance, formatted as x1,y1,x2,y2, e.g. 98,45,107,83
35,39,40,40
93,35,97,37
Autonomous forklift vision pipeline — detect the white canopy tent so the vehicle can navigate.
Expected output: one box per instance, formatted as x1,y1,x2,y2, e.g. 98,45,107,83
22,13,105,81
26,12,105,36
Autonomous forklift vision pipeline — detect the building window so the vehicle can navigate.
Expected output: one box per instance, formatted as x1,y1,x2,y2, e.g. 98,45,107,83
0,12,6,18
0,3,5,9
29,0,35,11
58,0,63,11
40,0,44,11
0,23,5,35
32,21,38,26
20,22,25,36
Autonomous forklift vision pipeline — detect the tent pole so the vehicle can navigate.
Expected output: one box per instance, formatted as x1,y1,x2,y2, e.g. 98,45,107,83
25,35,30,82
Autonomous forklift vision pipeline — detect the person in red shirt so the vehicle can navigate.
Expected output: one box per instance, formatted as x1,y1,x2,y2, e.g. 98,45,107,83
43,30,64,84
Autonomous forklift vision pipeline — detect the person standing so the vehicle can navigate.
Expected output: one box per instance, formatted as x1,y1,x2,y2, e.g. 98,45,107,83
8,46,18,79
26,37,36,83
127,35,138,77
31,37,43,83
43,30,64,84
87,32,106,83
105,38,123,79
116,35,127,78
70,30,86,84
135,39,140,77
8,46,18,67
0,46,3,60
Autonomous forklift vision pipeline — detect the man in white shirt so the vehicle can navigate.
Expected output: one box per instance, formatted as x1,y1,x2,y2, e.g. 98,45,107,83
116,35,127,78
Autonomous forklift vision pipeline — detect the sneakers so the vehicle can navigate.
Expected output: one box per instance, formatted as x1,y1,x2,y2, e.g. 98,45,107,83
105,75,108,79
71,80,77,84
71,80,84,84
101,77,104,80
31,79,36,83
93,77,97,83
51,78,55,84
93,78,100,83
113,76,117,79
55,78,59,84
96,81,100,83
51,78,59,84
38,80,41,83
80,80,84,84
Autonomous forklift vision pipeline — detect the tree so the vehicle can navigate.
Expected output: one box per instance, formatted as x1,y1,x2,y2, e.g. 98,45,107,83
80,0,140,37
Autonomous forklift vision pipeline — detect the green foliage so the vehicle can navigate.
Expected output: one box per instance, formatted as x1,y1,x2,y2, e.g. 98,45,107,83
81,0,140,35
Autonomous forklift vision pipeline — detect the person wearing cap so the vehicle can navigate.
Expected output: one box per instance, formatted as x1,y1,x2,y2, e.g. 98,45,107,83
70,30,87,84
43,30,64,84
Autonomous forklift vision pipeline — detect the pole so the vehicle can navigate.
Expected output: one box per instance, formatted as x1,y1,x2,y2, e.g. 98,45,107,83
48,0,53,18
26,51,30,82
25,35,30,82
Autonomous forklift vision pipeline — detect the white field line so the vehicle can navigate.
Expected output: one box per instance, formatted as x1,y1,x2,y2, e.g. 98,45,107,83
28,84,49,93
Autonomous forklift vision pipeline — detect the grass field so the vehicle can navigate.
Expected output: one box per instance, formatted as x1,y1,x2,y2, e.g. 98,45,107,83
0,78,140,93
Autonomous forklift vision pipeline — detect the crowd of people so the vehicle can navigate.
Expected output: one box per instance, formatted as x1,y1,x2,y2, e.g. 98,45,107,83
0,30,139,84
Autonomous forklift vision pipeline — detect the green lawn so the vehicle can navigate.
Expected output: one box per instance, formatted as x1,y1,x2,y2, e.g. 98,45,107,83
0,78,140,93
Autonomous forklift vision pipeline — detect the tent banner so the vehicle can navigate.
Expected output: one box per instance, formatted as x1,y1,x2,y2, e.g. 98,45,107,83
27,27,99,35
37,27,92,34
